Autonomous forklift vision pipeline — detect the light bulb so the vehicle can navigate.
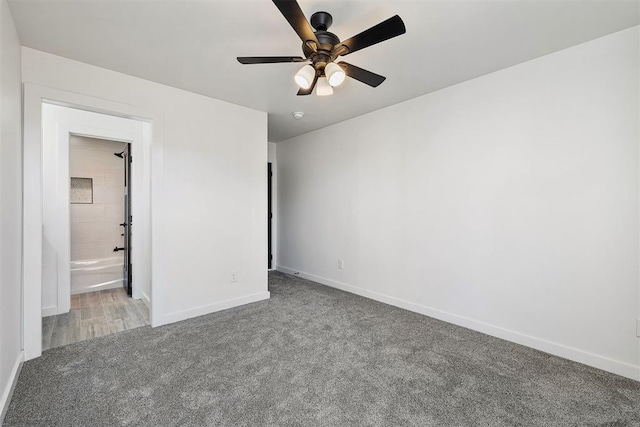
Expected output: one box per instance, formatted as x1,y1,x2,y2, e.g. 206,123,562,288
325,62,345,87
294,65,315,89
316,77,333,96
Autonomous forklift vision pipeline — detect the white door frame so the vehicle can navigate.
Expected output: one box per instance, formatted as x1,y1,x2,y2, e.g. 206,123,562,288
23,83,164,360
43,109,144,316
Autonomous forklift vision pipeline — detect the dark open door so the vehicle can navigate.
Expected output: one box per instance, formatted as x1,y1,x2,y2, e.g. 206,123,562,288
268,162,273,269
123,144,133,296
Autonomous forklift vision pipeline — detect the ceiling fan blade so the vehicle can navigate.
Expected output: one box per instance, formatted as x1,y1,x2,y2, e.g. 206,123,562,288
297,73,319,96
237,56,306,64
339,62,386,87
336,15,406,56
272,0,320,47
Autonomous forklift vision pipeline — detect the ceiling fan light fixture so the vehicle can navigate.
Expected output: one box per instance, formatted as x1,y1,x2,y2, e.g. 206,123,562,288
238,2,406,96
294,65,316,89
316,77,333,96
325,62,345,87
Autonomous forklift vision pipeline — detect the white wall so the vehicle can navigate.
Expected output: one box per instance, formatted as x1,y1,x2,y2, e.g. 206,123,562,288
23,47,269,326
0,0,22,418
277,27,640,380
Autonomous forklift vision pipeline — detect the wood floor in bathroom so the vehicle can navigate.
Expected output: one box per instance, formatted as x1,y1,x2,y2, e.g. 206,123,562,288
42,287,149,351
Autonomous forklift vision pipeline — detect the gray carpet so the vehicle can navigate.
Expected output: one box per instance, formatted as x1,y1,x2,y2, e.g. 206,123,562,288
5,272,640,426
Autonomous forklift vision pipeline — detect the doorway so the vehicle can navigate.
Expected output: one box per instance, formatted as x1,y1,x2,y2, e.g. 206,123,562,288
268,162,273,269
40,135,148,351
23,84,159,360
24,100,153,357
69,137,129,295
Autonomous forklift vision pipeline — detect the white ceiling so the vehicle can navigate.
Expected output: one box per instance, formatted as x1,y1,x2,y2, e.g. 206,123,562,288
8,0,639,142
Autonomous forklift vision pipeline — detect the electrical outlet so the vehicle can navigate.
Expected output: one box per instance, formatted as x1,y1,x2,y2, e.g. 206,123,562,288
231,272,238,283
338,259,344,269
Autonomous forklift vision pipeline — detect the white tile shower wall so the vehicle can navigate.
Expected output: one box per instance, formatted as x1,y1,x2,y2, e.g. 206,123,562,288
69,135,126,294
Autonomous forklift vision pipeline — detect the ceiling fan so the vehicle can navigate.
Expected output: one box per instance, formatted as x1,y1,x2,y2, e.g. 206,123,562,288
237,0,406,96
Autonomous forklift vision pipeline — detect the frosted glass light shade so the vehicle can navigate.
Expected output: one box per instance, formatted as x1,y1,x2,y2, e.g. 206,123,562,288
295,65,315,89
325,62,345,87
316,77,333,96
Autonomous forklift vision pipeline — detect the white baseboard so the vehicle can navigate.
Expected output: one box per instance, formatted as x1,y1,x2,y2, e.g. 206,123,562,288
276,265,640,382
1,351,24,424
41,306,57,317
141,291,151,309
160,291,271,326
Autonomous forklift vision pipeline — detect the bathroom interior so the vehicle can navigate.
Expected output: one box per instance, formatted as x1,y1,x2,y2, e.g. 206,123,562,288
42,135,148,350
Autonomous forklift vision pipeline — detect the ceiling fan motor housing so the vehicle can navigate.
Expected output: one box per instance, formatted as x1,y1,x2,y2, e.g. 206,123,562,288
303,12,341,74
